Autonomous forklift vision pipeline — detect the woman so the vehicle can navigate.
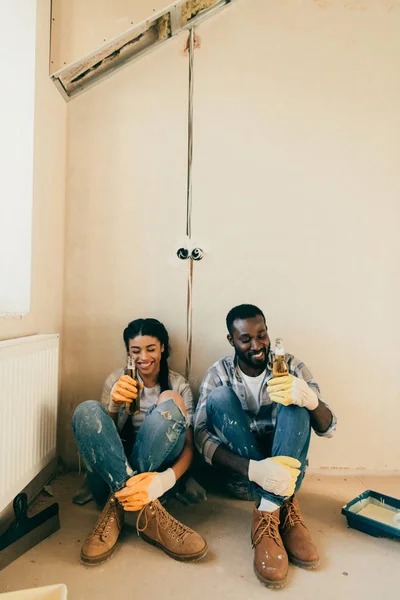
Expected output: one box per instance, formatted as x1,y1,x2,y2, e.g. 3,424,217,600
72,318,208,566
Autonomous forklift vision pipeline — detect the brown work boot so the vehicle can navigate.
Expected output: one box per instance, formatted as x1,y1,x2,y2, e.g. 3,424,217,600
251,507,288,589
81,495,124,565
280,496,320,569
136,500,208,562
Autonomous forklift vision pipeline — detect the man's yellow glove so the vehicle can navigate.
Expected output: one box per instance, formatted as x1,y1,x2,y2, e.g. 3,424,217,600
115,468,176,511
109,375,142,413
267,375,319,411
248,456,301,497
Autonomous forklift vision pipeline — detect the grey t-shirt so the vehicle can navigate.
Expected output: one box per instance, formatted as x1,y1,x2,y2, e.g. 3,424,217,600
100,368,194,433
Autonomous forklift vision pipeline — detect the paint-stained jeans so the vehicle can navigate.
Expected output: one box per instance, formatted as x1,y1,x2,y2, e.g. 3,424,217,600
72,399,187,498
206,387,311,506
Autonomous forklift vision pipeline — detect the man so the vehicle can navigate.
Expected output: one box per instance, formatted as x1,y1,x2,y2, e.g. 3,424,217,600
194,304,336,588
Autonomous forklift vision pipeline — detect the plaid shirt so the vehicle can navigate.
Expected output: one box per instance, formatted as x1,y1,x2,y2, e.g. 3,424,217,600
193,350,337,464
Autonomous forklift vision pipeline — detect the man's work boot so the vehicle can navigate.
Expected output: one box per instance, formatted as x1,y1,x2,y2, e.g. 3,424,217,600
81,495,124,565
280,496,320,569
136,500,208,562
251,507,288,589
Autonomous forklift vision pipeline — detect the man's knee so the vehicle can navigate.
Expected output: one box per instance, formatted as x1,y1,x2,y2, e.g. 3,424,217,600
157,390,187,416
277,403,310,427
207,386,241,413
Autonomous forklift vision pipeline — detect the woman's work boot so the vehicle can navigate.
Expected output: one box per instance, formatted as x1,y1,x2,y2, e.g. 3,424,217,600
136,499,208,562
81,495,124,565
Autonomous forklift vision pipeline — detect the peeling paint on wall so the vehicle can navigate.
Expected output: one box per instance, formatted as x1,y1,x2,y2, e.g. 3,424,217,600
181,0,219,24
52,0,230,98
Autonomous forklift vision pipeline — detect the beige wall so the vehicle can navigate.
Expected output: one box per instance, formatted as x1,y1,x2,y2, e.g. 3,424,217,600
189,0,400,472
60,31,189,466
61,0,400,470
0,0,67,342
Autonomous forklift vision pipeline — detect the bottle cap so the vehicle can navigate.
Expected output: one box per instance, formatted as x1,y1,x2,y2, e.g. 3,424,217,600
275,337,285,356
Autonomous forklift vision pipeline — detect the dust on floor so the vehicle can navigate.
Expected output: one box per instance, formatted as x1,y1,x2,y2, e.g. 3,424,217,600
1,473,400,600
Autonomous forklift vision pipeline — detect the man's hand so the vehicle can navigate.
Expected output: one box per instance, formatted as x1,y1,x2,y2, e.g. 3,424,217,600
248,456,301,497
267,375,318,411
115,469,176,511
108,375,142,413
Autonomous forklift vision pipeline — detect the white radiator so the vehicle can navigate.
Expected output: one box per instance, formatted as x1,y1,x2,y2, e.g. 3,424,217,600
0,334,59,513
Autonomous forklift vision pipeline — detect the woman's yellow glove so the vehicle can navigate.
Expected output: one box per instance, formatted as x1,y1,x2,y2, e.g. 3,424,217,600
115,469,176,511
109,375,142,413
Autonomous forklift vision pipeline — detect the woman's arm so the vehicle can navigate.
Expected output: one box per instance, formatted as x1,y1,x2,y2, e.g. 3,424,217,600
170,427,194,480
101,369,123,422
115,424,194,510
108,411,118,423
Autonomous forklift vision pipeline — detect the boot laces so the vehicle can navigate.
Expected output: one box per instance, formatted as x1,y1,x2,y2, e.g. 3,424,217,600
93,498,117,537
282,498,304,533
137,500,192,542
252,510,282,548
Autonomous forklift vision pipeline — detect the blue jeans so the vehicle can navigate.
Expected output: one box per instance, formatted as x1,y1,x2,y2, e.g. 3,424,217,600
206,387,311,506
72,399,187,499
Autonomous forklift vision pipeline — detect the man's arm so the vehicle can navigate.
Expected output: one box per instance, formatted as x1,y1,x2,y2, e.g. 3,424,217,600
212,445,249,477
309,400,333,434
193,367,225,464
270,355,337,438
298,361,337,436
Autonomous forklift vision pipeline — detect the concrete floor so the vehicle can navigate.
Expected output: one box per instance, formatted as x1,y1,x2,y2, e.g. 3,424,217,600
1,473,400,599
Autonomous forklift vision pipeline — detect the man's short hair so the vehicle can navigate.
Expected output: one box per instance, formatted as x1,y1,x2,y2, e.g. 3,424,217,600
226,304,266,335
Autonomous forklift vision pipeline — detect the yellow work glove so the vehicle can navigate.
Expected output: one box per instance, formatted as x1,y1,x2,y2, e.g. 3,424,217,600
115,468,176,511
248,456,301,497
267,375,319,411
108,375,142,413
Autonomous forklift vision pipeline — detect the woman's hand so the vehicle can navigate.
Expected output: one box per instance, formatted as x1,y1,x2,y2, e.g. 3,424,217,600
115,469,176,511
108,375,142,413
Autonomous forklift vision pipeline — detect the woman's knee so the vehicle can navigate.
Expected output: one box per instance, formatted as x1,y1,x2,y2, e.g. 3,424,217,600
157,390,187,416
72,400,105,430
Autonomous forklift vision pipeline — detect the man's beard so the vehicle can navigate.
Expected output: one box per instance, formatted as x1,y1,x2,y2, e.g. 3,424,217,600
237,346,269,369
